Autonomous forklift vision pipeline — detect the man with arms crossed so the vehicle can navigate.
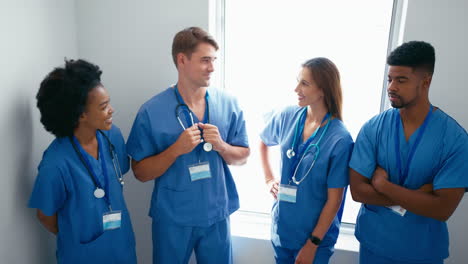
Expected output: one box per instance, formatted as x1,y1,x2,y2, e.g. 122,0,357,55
350,41,468,264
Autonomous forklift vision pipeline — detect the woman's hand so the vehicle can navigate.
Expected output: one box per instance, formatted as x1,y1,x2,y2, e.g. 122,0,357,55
266,178,279,199
295,240,317,264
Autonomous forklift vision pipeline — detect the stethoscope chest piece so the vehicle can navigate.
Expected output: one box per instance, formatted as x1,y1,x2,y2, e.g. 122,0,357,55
94,188,105,199
203,142,213,152
286,149,295,159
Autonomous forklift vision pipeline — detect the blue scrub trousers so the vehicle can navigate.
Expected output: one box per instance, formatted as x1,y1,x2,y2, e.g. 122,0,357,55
152,217,232,264
272,242,334,264
359,245,444,264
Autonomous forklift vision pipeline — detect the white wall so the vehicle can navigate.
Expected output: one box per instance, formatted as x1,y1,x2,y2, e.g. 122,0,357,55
0,1,78,263
403,0,468,263
75,1,209,263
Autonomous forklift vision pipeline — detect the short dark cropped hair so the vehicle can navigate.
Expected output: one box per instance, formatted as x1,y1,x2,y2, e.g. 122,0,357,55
387,41,436,75
171,27,219,68
36,59,102,138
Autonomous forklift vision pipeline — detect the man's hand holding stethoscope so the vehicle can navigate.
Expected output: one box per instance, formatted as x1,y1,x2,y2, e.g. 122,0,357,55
173,124,202,155
197,123,226,152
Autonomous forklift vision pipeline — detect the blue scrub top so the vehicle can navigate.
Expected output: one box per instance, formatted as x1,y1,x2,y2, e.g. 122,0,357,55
126,86,249,227
28,125,136,264
260,106,353,250
349,108,468,262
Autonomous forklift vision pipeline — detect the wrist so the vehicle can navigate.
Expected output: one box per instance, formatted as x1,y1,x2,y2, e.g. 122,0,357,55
167,143,183,158
377,178,392,194
216,141,229,154
265,177,275,185
308,235,321,247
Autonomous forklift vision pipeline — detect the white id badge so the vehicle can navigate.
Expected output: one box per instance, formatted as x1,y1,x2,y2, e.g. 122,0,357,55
278,184,297,203
103,211,122,230
387,205,407,216
188,162,211,181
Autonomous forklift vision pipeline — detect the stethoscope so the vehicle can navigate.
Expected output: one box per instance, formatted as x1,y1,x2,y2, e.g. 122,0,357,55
70,130,124,201
287,109,331,185
173,85,213,152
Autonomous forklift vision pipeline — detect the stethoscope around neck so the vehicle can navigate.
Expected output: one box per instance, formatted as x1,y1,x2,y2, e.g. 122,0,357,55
173,85,213,152
70,130,124,202
287,109,331,185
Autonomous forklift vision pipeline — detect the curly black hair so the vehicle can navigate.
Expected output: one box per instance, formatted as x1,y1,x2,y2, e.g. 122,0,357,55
387,41,435,75
36,59,102,138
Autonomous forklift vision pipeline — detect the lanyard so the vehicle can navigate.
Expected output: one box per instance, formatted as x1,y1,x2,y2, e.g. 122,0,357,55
290,109,331,185
394,105,433,185
70,132,112,209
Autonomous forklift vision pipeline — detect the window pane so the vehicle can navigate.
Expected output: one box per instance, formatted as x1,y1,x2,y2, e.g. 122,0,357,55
225,0,394,223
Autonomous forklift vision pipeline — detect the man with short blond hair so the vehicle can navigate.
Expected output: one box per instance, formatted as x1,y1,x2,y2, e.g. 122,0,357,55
127,27,250,264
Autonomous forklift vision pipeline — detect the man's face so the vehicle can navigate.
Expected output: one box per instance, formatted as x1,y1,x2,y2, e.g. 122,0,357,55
180,42,217,88
387,65,429,109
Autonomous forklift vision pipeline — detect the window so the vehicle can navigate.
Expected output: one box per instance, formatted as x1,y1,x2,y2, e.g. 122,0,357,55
215,0,395,224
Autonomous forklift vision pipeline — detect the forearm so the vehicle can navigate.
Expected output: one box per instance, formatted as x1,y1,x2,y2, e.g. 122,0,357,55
378,181,463,221
349,169,394,206
350,182,394,206
310,187,347,240
259,142,275,182
132,145,180,182
217,142,250,165
311,198,342,240
37,210,58,235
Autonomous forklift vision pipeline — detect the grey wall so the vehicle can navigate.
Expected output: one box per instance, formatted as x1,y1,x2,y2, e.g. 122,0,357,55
403,1,468,263
0,1,78,263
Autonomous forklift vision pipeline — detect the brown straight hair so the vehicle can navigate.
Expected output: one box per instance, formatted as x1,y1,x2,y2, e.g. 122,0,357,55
302,57,343,120
171,27,219,68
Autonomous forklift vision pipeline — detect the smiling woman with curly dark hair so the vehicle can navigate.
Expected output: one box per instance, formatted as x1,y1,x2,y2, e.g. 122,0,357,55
29,59,137,264
36,59,103,137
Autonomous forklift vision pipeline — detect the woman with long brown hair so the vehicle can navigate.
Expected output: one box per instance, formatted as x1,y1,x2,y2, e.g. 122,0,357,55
260,57,353,264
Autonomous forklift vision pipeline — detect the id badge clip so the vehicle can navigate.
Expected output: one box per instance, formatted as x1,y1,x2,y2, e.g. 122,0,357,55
103,210,122,230
387,205,407,216
188,162,211,181
278,184,297,203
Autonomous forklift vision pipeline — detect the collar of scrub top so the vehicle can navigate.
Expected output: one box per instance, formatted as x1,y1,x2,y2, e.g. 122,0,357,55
289,108,331,185
173,84,210,129
70,132,112,210
394,104,434,185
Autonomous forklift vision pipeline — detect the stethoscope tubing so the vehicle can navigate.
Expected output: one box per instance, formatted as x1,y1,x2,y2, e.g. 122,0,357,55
70,130,125,194
288,110,331,185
